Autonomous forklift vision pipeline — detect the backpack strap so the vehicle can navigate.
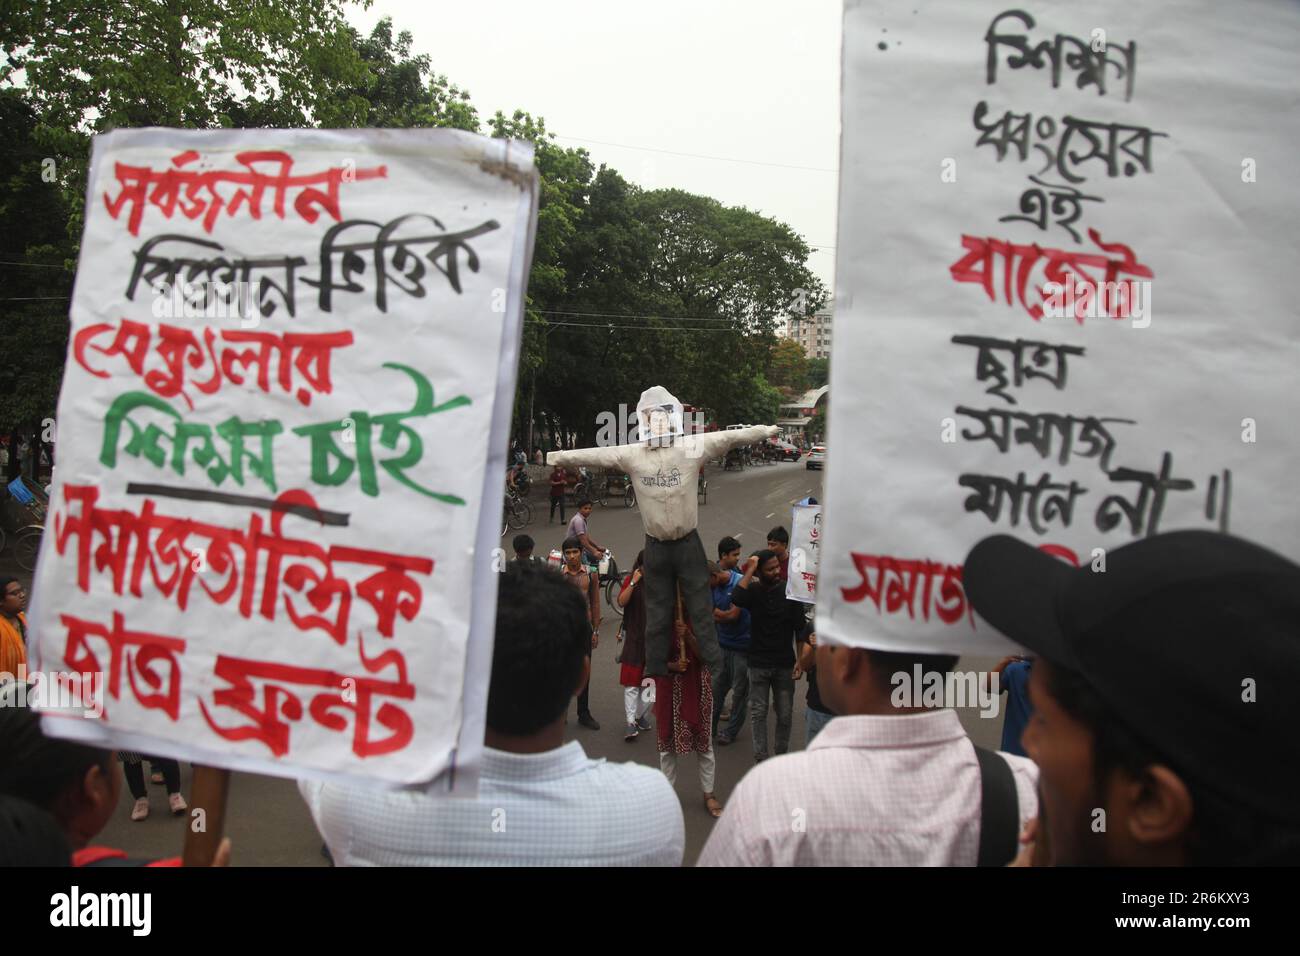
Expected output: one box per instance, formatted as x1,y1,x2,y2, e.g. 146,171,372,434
973,745,1020,867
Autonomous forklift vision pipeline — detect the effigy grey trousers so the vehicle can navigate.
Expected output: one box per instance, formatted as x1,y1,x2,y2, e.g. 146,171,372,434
642,530,722,677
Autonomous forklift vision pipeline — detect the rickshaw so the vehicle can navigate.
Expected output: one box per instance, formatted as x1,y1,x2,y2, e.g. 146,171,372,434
1,476,47,571
595,468,636,508
566,466,589,504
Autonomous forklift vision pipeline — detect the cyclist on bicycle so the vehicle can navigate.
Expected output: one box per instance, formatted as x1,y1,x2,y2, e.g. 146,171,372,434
506,460,528,497
566,499,606,571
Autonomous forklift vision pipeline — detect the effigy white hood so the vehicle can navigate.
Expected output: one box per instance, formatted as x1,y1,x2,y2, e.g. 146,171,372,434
636,385,684,444
547,385,776,540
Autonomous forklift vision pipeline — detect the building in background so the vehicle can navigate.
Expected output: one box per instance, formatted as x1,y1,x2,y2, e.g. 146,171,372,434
777,385,829,443
782,299,833,359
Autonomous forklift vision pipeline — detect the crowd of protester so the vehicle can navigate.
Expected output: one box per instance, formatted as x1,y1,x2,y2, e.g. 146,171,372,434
305,520,1299,867
2,521,1297,866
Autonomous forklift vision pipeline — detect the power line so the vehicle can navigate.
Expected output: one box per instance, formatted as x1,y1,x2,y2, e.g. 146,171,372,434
532,307,803,328
553,134,838,173
0,261,67,269
528,319,750,333
0,298,806,324
536,308,744,323
0,299,796,322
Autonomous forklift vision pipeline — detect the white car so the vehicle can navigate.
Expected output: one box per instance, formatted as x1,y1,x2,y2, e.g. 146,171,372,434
805,444,826,470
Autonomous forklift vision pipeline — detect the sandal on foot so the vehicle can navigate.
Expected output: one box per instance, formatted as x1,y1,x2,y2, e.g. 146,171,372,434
704,794,723,818
169,793,188,816
130,797,150,822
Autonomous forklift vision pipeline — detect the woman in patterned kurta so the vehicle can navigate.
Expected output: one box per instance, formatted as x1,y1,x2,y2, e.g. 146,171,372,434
653,619,721,817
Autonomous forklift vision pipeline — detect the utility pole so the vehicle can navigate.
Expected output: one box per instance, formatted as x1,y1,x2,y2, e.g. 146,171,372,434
527,368,536,455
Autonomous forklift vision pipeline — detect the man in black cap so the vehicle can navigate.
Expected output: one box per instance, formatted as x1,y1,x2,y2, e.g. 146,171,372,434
963,530,1300,866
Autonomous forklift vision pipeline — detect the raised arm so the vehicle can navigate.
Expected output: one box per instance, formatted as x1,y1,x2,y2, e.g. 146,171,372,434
547,444,626,470
714,603,741,623
696,424,779,458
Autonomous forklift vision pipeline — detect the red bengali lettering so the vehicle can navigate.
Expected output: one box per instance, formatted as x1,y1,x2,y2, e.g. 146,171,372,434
72,319,353,410
103,151,388,236
950,229,1152,322
841,552,976,629
52,484,433,643
60,610,186,720
198,639,415,758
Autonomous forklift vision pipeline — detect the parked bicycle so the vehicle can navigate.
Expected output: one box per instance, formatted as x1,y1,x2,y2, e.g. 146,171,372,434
597,549,626,618
12,525,42,571
501,490,531,537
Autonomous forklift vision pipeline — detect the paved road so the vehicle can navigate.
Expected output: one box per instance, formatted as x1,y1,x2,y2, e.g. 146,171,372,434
76,459,1008,866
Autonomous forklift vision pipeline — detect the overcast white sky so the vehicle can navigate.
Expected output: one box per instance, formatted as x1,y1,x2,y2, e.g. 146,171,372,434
349,0,842,291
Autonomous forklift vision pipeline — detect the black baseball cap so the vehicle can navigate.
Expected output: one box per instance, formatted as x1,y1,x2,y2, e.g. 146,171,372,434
963,530,1300,824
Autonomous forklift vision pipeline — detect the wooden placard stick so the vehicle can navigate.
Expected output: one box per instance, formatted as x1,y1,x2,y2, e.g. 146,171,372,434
181,765,231,866
675,580,688,666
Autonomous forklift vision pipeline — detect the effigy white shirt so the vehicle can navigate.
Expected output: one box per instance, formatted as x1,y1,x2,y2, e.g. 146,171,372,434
548,424,776,541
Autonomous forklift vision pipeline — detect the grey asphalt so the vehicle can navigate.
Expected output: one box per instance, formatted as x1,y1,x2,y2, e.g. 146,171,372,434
40,459,1007,866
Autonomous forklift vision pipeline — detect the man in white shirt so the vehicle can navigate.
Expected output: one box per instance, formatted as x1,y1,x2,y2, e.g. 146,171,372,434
300,562,684,866
698,644,1037,866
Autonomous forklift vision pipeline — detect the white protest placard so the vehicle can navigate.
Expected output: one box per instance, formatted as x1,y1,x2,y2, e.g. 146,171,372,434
29,128,538,791
787,503,822,605
819,0,1300,654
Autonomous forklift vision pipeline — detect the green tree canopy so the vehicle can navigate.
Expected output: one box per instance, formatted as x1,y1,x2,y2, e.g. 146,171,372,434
768,338,810,392
0,89,76,471
0,5,827,460
321,16,479,131
508,177,825,445
808,402,828,444
732,375,782,428
806,356,829,389
2,0,372,134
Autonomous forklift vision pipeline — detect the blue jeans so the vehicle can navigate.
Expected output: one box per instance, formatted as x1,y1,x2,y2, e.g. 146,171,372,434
711,648,749,740
748,666,794,760
805,707,833,747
